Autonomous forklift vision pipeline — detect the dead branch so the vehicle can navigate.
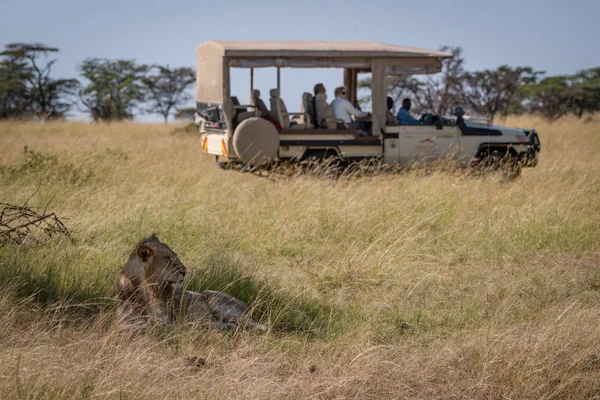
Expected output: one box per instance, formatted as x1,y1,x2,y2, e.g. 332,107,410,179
0,201,72,245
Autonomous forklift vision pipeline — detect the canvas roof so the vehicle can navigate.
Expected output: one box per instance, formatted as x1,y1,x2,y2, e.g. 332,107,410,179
197,40,452,59
195,40,452,105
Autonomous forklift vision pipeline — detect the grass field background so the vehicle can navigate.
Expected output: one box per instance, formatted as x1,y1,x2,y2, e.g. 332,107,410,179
0,115,598,399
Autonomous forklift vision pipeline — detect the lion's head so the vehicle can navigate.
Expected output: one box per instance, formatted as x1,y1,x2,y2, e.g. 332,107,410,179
117,234,187,319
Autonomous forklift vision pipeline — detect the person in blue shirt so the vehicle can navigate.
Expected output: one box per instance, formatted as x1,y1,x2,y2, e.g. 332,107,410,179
396,98,421,125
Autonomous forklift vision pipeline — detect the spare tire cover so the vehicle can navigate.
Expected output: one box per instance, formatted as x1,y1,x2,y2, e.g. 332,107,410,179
233,117,279,165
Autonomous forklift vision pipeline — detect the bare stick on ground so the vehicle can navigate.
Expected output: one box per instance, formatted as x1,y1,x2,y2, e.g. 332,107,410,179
0,201,71,245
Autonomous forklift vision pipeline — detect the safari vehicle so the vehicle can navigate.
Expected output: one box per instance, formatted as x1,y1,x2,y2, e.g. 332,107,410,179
194,40,541,172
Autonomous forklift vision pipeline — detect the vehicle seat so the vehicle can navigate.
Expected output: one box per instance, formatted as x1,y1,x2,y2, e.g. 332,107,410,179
386,110,399,126
299,92,316,128
315,93,347,129
251,89,270,118
232,96,259,125
269,88,309,130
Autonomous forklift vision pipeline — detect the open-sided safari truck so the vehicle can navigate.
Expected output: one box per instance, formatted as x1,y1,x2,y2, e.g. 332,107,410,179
194,40,540,171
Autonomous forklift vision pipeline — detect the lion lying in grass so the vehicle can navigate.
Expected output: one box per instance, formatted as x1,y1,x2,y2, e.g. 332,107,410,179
116,234,267,331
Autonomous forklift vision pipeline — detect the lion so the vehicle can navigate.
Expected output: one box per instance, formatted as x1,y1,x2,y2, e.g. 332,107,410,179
116,234,267,331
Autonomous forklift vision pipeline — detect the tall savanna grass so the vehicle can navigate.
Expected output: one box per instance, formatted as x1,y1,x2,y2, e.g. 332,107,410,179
0,115,598,399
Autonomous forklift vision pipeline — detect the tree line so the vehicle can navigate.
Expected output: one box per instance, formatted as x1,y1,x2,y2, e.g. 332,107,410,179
1,42,599,124
0,43,195,123
359,46,600,123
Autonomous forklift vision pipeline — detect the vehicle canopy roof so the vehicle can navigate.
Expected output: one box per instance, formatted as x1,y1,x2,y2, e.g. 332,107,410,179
195,40,452,104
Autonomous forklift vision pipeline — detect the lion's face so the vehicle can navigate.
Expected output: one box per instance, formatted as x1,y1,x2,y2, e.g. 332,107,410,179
136,239,187,292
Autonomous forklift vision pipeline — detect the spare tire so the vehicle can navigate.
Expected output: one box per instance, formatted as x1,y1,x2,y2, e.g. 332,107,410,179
232,117,279,166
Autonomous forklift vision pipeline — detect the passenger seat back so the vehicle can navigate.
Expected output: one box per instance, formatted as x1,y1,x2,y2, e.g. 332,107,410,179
300,92,315,128
251,89,269,117
269,88,290,128
231,96,257,125
269,88,310,130
315,93,343,129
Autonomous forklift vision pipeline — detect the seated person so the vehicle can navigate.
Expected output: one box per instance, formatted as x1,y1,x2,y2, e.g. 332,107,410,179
330,86,370,129
396,98,421,125
312,82,326,117
386,96,399,126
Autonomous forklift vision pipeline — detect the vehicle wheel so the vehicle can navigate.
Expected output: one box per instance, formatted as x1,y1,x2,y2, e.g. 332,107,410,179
483,150,504,171
232,117,279,166
501,155,522,181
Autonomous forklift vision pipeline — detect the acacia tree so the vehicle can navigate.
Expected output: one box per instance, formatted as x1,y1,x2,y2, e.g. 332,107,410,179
411,46,466,115
570,67,600,118
518,67,600,120
521,75,575,121
174,107,197,121
79,58,148,121
142,65,195,123
462,66,542,123
0,43,78,119
0,52,31,118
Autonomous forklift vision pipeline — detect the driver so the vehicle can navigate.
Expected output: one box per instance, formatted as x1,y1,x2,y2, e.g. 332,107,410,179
396,98,421,125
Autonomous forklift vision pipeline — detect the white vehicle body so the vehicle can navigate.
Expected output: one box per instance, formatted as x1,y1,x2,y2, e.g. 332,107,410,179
195,41,540,170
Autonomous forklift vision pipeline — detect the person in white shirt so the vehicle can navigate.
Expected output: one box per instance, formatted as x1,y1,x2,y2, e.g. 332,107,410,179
330,86,370,129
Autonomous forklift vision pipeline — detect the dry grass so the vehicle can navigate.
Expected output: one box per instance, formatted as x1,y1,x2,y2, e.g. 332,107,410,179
0,115,598,399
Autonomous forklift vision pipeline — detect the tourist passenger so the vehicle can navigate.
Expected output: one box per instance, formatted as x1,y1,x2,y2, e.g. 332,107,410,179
386,96,400,126
330,86,370,129
313,83,326,96
396,98,421,125
312,83,326,121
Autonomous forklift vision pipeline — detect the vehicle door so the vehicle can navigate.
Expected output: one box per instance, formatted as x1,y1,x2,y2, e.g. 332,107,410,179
398,122,460,165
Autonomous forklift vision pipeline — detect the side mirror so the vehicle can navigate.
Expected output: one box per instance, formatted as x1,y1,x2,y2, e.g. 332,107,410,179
453,106,466,126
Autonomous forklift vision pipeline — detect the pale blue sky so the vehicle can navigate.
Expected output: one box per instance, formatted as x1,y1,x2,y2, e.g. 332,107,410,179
2,0,599,122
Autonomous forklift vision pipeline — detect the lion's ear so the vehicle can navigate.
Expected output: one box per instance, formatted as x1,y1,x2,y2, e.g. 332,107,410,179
137,244,155,262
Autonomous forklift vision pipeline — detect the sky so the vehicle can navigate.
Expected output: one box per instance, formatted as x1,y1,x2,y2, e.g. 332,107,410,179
2,0,599,122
